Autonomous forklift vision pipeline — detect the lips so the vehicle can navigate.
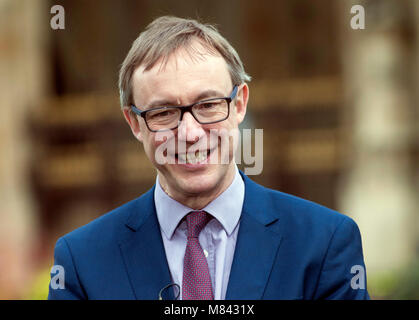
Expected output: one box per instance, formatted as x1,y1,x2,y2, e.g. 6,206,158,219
175,149,212,164
178,150,208,163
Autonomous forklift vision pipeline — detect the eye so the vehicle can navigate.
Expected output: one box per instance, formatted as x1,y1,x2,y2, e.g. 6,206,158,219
156,110,171,117
201,103,217,109
197,101,222,109
147,108,178,120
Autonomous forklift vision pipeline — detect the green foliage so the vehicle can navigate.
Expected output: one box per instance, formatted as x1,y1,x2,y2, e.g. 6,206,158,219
389,258,419,299
23,267,50,300
368,257,419,299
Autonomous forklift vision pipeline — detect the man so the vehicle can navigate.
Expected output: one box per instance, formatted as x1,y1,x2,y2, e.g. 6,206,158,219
48,16,369,300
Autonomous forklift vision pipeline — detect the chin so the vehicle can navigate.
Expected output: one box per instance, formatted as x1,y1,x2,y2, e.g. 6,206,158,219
169,164,227,194
175,170,220,195
156,160,234,201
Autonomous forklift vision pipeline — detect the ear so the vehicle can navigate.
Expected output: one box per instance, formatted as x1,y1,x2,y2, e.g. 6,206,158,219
122,107,144,142
234,83,249,125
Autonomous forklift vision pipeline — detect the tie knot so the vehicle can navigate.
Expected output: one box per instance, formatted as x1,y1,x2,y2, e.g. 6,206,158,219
186,211,211,238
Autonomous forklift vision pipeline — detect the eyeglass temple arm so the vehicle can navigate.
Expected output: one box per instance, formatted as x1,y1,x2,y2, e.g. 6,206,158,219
230,85,239,100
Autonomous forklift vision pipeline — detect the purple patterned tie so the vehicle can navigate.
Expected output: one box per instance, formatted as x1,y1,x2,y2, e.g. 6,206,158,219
182,211,214,300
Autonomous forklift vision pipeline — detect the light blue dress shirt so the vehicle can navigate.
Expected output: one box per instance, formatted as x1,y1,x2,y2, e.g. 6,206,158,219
154,166,244,300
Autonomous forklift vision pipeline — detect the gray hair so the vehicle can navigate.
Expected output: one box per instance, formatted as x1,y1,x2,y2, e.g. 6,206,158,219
118,16,251,108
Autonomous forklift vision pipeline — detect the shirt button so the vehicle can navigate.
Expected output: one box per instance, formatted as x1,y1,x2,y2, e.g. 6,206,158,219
203,249,208,258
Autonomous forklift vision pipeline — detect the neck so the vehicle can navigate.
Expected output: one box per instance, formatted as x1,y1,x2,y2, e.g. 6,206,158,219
159,164,237,210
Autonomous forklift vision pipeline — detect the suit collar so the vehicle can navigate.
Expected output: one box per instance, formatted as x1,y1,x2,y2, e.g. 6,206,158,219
225,172,283,299
124,171,277,231
238,171,280,226
124,186,156,231
120,187,175,300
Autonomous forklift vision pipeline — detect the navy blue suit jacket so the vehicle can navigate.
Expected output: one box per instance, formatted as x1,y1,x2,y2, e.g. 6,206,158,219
48,172,369,300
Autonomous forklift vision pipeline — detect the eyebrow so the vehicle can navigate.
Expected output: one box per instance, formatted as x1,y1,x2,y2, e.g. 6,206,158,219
144,89,226,109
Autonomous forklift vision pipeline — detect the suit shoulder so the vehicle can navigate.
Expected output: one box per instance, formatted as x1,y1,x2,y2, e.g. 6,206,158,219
257,186,362,250
262,184,352,228
60,196,144,245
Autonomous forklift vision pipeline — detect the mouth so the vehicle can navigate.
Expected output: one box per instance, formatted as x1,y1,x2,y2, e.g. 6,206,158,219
175,149,212,165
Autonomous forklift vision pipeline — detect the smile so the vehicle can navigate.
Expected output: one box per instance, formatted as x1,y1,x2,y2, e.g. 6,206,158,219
175,149,212,164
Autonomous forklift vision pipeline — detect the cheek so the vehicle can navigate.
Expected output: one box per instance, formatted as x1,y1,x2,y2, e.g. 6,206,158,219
141,134,157,157
223,116,239,131
229,108,242,126
143,133,175,162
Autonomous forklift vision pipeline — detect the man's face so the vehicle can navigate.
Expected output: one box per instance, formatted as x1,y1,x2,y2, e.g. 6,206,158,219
123,42,248,204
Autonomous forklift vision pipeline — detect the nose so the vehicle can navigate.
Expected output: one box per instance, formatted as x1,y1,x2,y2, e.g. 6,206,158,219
177,111,206,143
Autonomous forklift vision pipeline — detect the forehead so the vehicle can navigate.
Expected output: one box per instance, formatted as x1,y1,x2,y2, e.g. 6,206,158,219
131,42,232,105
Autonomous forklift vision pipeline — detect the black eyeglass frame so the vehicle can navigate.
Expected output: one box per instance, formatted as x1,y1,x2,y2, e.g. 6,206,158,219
130,85,239,132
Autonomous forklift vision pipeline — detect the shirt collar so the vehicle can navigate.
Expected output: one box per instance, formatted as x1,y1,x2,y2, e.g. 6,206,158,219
154,166,244,240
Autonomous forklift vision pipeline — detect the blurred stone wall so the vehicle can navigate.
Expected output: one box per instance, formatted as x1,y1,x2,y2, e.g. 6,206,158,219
0,0,49,299
338,0,419,296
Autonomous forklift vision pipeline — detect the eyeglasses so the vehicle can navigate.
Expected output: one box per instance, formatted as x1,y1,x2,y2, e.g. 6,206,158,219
130,86,238,132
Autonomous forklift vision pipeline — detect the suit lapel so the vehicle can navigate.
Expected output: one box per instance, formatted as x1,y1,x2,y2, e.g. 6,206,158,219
119,187,175,300
225,173,283,299
117,173,284,300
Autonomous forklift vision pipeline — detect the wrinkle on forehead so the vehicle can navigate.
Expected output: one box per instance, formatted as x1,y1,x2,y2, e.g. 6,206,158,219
144,39,222,75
